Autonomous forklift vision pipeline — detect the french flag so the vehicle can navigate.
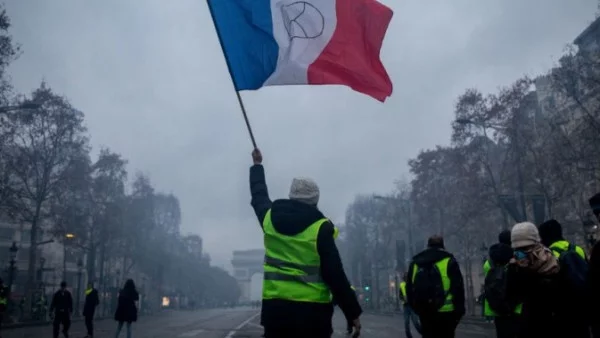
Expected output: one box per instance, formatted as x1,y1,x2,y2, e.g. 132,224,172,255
208,0,394,102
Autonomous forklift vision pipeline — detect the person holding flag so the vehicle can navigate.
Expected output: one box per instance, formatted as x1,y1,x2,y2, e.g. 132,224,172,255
249,148,362,338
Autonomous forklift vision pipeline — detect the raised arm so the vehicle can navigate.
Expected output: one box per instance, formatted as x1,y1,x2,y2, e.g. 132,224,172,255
250,149,272,226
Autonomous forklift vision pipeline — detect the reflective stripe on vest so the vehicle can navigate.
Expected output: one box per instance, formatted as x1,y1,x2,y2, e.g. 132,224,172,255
262,209,332,303
0,298,6,305
550,240,586,260
411,257,454,312
399,281,407,303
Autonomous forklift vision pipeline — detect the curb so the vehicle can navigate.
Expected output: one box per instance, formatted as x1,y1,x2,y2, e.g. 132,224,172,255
4,316,112,330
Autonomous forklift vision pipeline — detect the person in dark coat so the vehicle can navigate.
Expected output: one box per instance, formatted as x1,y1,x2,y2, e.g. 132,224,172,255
249,149,362,338
114,279,139,338
0,278,7,335
589,193,600,338
406,235,465,338
83,282,99,338
487,240,520,338
50,281,73,338
506,222,561,338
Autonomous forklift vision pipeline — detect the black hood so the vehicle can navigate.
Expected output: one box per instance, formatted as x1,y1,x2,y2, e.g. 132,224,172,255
538,219,564,247
412,247,454,266
270,199,325,236
489,243,513,266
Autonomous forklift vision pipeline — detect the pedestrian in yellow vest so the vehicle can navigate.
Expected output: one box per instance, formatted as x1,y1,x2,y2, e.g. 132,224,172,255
399,273,421,338
484,235,522,338
249,149,362,338
407,235,465,338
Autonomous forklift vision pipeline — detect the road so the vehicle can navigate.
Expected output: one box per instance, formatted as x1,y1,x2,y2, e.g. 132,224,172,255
2,308,494,338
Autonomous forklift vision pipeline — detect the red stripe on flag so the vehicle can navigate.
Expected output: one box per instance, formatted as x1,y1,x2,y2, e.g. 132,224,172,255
307,0,393,102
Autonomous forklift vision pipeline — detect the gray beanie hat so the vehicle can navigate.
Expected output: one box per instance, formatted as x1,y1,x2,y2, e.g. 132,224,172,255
511,222,540,249
289,177,319,206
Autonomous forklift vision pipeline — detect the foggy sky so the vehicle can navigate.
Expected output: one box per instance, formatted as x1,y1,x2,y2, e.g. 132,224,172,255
5,0,597,269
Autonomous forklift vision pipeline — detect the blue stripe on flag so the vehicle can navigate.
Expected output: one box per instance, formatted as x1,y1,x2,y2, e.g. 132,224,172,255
208,0,279,90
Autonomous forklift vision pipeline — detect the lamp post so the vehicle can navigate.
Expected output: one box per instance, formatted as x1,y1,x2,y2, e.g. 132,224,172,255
76,259,83,317
8,241,18,294
38,257,46,289
63,233,75,282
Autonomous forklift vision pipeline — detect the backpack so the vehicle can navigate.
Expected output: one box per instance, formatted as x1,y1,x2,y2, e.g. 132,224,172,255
411,263,447,314
484,265,512,315
554,244,588,298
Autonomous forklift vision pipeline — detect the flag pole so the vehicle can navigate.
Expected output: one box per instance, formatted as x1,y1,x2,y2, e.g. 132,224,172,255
207,0,258,149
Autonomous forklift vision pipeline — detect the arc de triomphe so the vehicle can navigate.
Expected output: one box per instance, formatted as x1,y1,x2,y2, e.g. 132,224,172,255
231,249,264,302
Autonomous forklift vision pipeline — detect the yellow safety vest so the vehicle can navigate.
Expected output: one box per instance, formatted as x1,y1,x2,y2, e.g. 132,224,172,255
483,260,522,316
262,209,336,303
85,288,93,296
411,257,454,312
549,240,586,260
399,281,407,304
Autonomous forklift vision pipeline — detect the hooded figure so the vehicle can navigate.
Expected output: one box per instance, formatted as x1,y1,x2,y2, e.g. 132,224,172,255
249,149,361,338
406,236,465,338
506,222,561,338
589,193,600,338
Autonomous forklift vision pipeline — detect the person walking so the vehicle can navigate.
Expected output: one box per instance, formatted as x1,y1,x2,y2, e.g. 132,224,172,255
50,281,73,338
484,237,521,338
399,272,421,338
538,219,590,338
482,230,512,322
506,222,561,338
83,282,99,338
406,235,465,338
249,149,362,338
114,279,139,338
589,193,600,338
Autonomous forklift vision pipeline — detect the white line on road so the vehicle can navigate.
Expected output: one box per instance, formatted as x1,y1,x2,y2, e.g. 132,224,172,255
179,329,206,337
224,312,261,338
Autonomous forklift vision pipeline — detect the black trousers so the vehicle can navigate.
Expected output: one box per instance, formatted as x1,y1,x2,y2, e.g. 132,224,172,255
263,327,331,338
53,312,71,338
494,316,519,338
419,313,459,338
85,315,94,336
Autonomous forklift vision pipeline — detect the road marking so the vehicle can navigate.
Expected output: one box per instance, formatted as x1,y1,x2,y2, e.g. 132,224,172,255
179,329,205,337
224,312,261,338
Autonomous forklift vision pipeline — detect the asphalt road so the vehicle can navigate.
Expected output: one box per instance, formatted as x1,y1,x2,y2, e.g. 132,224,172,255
230,310,495,338
2,307,260,338
2,308,494,338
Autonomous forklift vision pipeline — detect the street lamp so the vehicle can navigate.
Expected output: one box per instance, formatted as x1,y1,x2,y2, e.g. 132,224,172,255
8,242,18,293
38,257,46,289
76,259,83,317
63,233,75,281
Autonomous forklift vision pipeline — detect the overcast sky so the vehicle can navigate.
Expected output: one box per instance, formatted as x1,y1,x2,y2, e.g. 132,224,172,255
5,0,597,270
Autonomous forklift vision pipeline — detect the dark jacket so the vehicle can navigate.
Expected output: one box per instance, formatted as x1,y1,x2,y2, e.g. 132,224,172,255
250,165,362,333
406,247,465,317
83,288,99,317
0,284,7,312
589,242,600,337
50,289,73,315
114,289,139,323
506,261,561,337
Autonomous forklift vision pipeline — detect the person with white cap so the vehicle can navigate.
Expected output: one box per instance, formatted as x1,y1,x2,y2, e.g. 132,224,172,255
249,148,362,338
506,222,561,338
